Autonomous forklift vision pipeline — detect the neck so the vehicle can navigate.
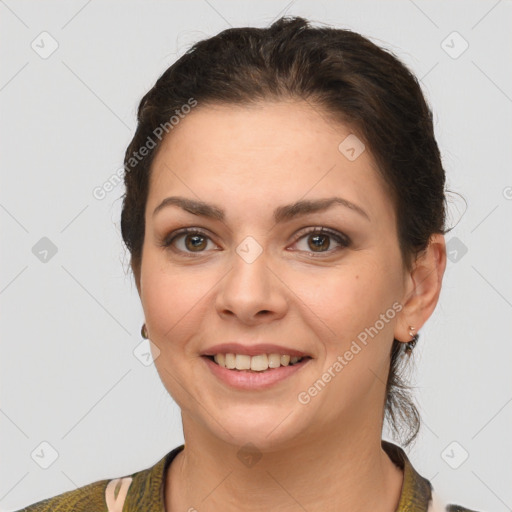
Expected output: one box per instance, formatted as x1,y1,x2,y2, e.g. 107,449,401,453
165,417,403,512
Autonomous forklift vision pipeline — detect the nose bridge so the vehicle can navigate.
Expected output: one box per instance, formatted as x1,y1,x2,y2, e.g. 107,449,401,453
216,237,287,322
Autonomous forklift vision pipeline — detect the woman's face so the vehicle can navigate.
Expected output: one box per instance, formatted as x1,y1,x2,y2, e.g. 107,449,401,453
138,100,413,449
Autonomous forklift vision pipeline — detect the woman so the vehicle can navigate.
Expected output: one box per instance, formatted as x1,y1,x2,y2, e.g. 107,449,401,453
16,16,479,512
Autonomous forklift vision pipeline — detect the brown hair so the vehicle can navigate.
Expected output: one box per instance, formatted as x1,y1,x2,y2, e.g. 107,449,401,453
121,16,449,446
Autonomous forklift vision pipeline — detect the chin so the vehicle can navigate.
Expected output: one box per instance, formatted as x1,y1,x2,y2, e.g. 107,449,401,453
206,405,309,451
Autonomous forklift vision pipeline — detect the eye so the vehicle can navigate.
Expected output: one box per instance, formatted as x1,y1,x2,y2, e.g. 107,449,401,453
160,226,350,257
161,228,218,256
291,227,350,255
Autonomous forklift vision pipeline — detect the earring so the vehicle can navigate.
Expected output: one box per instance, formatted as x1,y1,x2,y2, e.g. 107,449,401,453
141,323,149,339
404,326,419,355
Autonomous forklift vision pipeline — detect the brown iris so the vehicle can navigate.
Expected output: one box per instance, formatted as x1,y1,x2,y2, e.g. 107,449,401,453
185,234,208,251
308,233,330,252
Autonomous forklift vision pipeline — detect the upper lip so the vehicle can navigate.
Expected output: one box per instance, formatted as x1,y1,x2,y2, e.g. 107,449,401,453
201,343,313,358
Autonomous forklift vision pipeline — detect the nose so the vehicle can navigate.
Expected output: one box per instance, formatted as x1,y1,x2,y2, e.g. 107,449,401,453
215,248,288,326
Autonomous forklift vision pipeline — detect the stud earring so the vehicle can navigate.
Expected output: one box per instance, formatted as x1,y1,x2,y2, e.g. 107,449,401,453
404,326,419,355
141,323,149,339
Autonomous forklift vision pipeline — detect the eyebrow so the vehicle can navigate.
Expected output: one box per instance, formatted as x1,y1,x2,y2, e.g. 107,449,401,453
152,195,370,223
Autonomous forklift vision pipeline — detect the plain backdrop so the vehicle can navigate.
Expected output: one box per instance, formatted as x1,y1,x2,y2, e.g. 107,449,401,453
1,1,511,511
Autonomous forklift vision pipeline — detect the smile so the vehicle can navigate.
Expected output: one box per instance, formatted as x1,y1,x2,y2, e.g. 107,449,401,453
202,354,313,390
209,353,311,372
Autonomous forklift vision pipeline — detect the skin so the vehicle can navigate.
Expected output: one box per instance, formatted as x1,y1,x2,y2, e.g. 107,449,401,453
133,100,447,512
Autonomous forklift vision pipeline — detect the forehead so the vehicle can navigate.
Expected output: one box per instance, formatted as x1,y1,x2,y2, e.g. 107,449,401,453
148,101,394,228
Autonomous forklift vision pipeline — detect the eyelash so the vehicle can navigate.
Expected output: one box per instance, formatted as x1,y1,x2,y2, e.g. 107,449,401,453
160,227,351,258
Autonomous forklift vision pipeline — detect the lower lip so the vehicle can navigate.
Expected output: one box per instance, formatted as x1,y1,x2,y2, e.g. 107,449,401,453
202,356,312,390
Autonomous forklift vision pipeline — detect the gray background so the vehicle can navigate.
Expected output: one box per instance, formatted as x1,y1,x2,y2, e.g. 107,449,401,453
1,1,511,510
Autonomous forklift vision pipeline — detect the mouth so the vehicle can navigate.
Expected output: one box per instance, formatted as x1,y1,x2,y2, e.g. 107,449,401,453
202,352,313,390
202,354,313,373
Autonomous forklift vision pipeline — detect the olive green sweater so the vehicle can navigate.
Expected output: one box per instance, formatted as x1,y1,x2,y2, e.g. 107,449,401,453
14,441,479,511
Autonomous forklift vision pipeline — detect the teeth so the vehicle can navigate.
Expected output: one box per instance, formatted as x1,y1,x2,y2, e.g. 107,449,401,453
215,353,226,367
225,353,236,369
236,354,251,370
213,353,305,371
250,354,268,371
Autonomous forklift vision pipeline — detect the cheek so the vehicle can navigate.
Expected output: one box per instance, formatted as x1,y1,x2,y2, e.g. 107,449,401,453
140,256,212,344
291,260,400,354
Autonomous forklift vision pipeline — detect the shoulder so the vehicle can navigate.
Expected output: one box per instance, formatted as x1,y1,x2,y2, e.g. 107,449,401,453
11,477,112,512
12,445,183,512
14,474,140,512
381,441,483,512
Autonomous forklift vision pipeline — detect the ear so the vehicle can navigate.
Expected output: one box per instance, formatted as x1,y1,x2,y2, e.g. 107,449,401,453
394,233,447,343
